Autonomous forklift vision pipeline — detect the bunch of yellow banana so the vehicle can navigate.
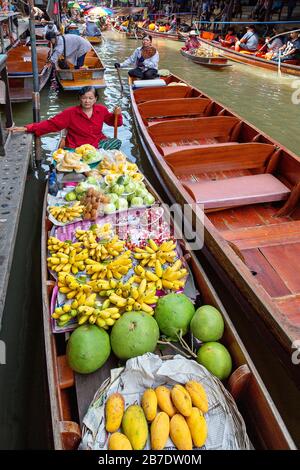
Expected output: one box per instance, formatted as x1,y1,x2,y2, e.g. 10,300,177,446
75,223,112,243
134,259,188,291
47,248,89,274
134,239,177,267
52,148,66,162
49,202,84,223
57,272,93,305
109,279,158,315
78,234,125,262
51,303,77,327
76,298,121,328
48,236,82,255
85,251,132,280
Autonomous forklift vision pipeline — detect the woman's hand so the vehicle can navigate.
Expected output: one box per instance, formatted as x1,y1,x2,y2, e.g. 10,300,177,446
7,126,27,133
114,106,122,115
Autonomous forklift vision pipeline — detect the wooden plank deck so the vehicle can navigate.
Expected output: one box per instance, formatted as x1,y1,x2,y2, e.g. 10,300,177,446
0,132,32,322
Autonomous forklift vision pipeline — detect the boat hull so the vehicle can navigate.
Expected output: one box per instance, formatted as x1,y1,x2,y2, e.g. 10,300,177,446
129,74,300,357
4,44,52,103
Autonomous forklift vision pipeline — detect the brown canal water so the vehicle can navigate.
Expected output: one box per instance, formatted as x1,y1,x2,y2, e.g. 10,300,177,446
0,31,299,449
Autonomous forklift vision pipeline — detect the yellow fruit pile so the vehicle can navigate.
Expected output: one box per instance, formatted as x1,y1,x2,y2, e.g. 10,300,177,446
134,240,177,267
76,231,126,262
134,259,188,291
47,248,89,274
104,381,208,451
49,202,84,223
85,251,132,280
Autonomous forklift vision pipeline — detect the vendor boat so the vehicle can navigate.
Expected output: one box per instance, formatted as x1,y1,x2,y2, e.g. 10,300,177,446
42,160,295,449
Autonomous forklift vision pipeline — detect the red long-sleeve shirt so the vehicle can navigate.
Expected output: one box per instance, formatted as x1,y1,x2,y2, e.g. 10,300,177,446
25,104,123,148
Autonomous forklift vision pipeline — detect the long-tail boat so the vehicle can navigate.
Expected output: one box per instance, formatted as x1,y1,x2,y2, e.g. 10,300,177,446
42,173,295,449
141,27,182,41
55,45,106,91
5,44,52,102
85,35,102,45
129,74,300,358
180,47,232,68
198,31,300,77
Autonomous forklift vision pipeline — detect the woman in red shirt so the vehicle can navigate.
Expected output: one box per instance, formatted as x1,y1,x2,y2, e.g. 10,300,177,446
9,86,123,150
219,28,237,48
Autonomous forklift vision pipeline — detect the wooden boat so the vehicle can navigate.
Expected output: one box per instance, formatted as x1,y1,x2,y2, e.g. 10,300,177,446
130,74,300,358
198,33,300,77
5,44,52,102
42,174,295,450
55,46,106,91
141,27,181,41
180,48,232,68
85,35,102,45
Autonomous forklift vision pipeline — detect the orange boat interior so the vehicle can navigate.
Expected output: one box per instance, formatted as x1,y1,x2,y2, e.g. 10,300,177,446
133,76,300,328
6,44,50,74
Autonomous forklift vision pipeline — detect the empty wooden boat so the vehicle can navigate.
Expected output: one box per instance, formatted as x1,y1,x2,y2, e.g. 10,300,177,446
55,46,106,91
42,175,295,450
5,44,52,102
180,48,232,68
130,74,300,357
198,32,300,77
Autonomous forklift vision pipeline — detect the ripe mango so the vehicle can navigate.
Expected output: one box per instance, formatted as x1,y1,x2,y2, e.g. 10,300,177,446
108,432,132,450
122,405,148,450
105,392,125,433
171,384,192,417
186,407,208,447
142,388,157,422
185,381,209,413
155,386,176,417
170,414,193,450
150,412,170,450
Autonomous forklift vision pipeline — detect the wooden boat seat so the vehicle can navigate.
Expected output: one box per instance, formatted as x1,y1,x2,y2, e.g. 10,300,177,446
183,174,290,209
133,85,192,104
166,142,275,175
274,295,300,326
148,116,242,153
221,221,300,250
138,98,211,125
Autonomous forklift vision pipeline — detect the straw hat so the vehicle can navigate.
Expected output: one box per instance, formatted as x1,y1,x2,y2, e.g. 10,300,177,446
189,30,197,36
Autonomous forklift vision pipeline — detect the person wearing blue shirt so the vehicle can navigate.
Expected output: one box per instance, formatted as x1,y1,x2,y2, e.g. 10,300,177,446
235,25,259,52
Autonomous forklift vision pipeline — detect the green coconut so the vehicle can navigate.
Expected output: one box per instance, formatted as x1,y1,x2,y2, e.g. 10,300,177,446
154,293,195,341
190,305,224,342
66,324,111,374
110,311,159,360
197,342,232,380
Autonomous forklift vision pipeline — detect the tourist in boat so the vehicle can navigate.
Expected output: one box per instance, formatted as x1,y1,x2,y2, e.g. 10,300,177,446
8,86,123,150
273,31,300,63
235,25,259,52
115,35,159,80
219,27,237,48
46,31,91,69
85,17,102,37
263,31,283,59
184,31,200,52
